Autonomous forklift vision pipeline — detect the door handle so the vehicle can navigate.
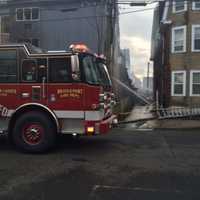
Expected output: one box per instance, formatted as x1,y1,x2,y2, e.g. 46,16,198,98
42,77,46,99
21,93,30,98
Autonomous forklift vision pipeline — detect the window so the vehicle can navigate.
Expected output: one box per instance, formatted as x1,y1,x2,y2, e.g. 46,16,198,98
171,71,186,96
172,26,186,53
24,8,31,20
192,1,200,10
192,25,200,52
37,59,47,83
16,8,23,21
173,0,187,13
81,55,101,85
0,50,17,83
97,62,112,87
22,59,37,82
16,8,40,21
49,58,72,83
190,71,200,96
32,8,40,20
21,59,47,83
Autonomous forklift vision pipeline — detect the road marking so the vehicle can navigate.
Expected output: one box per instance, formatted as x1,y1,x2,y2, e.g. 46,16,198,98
124,127,154,132
90,185,183,194
136,128,154,131
161,134,177,159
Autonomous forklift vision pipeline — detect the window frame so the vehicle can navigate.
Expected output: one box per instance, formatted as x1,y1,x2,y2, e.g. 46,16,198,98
31,7,40,21
190,70,200,96
172,0,187,13
23,7,32,21
48,57,73,83
171,25,186,53
192,25,200,52
16,7,40,22
80,54,101,86
21,59,38,83
16,8,24,21
171,70,186,97
192,1,200,10
0,49,18,83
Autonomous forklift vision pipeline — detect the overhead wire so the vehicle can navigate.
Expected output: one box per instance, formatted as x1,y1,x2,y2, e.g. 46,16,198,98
0,1,195,22
0,5,157,21
119,0,194,15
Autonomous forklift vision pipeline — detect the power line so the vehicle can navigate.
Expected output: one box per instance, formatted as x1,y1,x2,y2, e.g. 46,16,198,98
0,1,106,9
0,1,195,23
120,1,197,14
0,6,157,23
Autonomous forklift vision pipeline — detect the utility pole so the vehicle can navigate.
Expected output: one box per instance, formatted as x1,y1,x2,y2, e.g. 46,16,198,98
147,62,150,90
0,16,1,44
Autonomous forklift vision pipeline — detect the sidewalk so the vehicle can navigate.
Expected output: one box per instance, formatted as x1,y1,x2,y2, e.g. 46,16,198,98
124,106,156,129
152,119,200,129
125,106,200,129
125,106,154,122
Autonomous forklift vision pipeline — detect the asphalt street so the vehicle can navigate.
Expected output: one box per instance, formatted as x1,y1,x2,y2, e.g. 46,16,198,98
0,127,200,199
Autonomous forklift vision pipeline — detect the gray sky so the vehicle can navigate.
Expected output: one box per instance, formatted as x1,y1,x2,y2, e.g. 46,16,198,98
119,4,156,79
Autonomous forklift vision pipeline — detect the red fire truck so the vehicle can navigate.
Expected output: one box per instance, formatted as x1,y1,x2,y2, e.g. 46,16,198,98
0,43,117,152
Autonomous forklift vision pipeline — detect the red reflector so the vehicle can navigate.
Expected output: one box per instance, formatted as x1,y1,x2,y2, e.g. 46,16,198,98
91,104,98,110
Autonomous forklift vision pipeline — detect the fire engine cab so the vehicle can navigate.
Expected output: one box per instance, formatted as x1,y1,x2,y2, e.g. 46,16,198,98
0,43,117,152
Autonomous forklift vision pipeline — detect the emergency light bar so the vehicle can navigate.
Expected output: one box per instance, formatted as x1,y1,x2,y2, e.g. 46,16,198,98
69,43,90,53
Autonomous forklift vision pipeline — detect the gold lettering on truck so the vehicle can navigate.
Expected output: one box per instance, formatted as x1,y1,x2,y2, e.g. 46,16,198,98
0,89,17,97
57,89,83,99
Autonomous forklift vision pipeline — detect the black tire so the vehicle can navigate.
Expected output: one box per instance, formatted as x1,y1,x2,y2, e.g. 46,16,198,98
12,111,56,153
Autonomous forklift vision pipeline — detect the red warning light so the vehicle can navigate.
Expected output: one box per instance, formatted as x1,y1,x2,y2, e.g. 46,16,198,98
69,43,90,53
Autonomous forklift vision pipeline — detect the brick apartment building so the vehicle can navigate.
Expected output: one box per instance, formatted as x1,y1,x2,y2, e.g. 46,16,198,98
151,0,200,107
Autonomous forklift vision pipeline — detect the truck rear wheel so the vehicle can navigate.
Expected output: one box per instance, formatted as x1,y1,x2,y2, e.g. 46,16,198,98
12,111,56,153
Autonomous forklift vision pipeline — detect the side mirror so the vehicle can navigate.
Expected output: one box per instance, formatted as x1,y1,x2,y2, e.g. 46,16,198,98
71,55,80,82
72,72,80,81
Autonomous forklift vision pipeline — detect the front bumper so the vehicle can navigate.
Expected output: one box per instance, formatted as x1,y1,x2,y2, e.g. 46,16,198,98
85,115,118,135
98,115,118,134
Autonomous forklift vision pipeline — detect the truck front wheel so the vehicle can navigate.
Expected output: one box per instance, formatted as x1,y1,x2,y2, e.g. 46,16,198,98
12,111,56,153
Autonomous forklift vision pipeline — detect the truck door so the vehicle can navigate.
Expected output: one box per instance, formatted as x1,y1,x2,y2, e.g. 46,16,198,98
47,56,84,115
19,58,48,105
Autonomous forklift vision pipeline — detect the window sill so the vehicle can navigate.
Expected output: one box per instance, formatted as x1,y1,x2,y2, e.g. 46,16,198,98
191,49,200,52
171,95,185,97
16,19,40,22
172,10,187,14
192,8,200,11
171,51,186,54
190,94,200,97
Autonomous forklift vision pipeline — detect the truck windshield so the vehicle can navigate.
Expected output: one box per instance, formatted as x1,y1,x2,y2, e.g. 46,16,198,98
80,54,100,85
97,62,112,87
